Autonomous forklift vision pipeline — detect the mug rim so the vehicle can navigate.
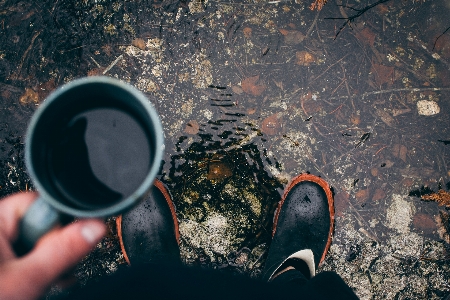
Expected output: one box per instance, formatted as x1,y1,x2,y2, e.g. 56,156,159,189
25,76,164,218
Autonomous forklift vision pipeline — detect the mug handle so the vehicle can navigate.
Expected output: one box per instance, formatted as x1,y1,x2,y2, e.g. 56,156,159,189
17,197,60,253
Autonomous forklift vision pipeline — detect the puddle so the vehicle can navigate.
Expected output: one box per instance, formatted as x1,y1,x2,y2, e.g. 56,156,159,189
1,0,450,298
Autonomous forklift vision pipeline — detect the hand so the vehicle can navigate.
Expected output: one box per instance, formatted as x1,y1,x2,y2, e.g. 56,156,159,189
0,193,106,300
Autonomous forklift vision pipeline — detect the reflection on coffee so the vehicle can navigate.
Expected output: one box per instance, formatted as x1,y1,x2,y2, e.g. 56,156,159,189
49,108,151,209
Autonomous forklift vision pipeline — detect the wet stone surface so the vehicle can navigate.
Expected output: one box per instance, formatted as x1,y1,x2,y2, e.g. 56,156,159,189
1,0,450,298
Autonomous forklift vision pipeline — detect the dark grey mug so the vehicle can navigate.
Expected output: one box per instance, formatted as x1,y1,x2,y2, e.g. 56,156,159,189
20,76,163,250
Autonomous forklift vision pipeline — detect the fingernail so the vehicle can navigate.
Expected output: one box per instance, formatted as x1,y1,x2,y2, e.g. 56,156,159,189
81,221,106,244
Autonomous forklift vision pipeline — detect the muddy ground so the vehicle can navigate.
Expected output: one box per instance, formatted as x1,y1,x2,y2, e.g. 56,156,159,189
1,0,450,298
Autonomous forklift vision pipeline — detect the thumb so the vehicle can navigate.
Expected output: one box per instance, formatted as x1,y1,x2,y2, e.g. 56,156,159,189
9,219,106,299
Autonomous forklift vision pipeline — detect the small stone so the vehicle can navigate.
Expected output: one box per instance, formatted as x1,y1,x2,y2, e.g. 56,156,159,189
417,100,440,116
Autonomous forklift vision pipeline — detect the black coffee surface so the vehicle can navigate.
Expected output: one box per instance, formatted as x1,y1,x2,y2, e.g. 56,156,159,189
49,108,151,209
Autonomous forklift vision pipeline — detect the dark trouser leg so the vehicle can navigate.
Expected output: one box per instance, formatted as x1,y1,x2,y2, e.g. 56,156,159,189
61,263,359,300
270,268,359,299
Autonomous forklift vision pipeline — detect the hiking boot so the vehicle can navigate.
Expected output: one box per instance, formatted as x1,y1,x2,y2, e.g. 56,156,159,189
116,179,180,265
262,173,334,282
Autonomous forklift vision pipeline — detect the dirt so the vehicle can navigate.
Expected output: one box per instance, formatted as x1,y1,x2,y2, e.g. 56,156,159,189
1,0,450,299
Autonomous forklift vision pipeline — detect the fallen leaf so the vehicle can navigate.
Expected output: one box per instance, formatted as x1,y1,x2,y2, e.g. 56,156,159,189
88,68,103,76
350,114,361,125
401,178,414,187
310,0,328,10
436,210,450,243
19,88,39,105
413,213,436,233
37,78,56,100
279,29,289,36
376,108,395,127
207,154,233,180
261,113,282,135
232,85,243,95
355,189,369,204
295,51,316,66
372,189,386,201
242,75,266,96
371,63,394,86
391,108,411,116
247,108,256,115
243,27,252,38
370,168,379,177
283,30,305,45
384,160,394,168
392,144,407,162
132,38,146,50
184,120,199,135
422,190,450,207
334,191,350,217
356,27,376,48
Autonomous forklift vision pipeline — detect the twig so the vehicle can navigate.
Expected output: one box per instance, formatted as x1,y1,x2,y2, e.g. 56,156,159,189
325,0,392,39
9,31,41,80
306,10,321,37
103,54,123,75
326,87,450,102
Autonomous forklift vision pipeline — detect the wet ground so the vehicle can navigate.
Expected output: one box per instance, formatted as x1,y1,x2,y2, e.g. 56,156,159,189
1,0,450,298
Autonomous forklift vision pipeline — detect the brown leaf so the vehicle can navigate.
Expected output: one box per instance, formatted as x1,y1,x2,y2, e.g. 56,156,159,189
247,108,256,115
36,78,56,100
283,30,305,45
372,189,386,201
392,144,407,162
184,120,199,135
242,75,266,96
350,114,361,125
391,108,411,116
207,155,233,180
422,190,450,207
371,63,394,86
309,0,328,10
295,51,316,66
243,27,252,38
355,189,369,204
376,108,395,127
261,113,282,135
334,191,350,217
19,88,39,105
88,68,103,76
370,168,379,177
436,210,450,243
356,27,376,47
231,85,243,95
413,213,436,233
132,38,146,50
279,29,289,36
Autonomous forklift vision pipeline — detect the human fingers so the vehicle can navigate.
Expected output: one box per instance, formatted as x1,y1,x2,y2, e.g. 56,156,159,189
0,193,37,262
1,219,106,300
0,192,37,242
